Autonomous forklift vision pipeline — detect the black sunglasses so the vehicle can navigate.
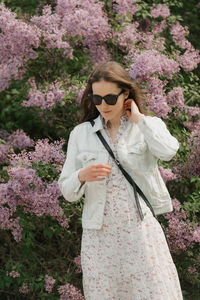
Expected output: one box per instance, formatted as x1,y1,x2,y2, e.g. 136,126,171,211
88,89,124,105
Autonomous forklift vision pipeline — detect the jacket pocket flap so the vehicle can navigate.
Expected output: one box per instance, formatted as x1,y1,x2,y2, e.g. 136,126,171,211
77,151,97,163
127,142,147,154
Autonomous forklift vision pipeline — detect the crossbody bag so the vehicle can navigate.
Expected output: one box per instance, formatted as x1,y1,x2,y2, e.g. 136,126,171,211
90,119,170,248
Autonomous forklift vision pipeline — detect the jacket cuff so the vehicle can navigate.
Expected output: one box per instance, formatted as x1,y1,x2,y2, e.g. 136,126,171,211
74,169,86,193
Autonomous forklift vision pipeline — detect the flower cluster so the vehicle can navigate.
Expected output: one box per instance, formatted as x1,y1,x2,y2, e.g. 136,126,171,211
186,126,200,177
113,0,140,16
44,274,56,293
31,0,111,65
0,137,67,242
158,166,177,183
167,87,185,107
163,199,200,252
113,23,139,52
74,255,82,273
31,5,73,59
150,4,170,19
6,270,20,278
7,129,35,150
127,50,179,117
58,282,84,300
0,3,41,91
128,50,180,81
170,22,200,71
0,144,14,164
19,283,29,294
22,78,65,110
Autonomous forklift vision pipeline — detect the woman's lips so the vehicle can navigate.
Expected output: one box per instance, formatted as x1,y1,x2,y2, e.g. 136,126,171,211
103,111,111,114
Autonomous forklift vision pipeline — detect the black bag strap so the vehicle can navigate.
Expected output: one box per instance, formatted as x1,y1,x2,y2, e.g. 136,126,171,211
89,119,156,221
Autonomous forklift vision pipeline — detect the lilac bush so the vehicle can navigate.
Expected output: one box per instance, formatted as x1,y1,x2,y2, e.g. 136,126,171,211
0,3,41,92
0,138,68,243
0,0,200,297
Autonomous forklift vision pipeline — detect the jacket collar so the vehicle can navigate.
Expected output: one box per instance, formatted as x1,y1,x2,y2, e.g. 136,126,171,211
90,113,133,133
90,114,105,133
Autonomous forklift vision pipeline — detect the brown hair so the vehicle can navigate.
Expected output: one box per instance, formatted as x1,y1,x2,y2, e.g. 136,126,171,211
79,61,151,124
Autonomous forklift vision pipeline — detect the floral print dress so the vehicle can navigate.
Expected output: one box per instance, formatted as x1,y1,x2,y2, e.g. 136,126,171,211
81,113,183,300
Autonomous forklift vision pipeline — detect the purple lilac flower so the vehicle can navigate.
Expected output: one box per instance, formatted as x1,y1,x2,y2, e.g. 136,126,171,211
150,4,170,19
58,282,84,300
128,50,180,81
22,79,65,110
167,87,185,107
0,3,41,92
158,166,177,183
44,274,56,293
113,0,140,16
7,130,34,150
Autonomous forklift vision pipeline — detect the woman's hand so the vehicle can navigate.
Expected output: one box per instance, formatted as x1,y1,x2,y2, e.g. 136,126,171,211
124,99,145,124
78,164,111,184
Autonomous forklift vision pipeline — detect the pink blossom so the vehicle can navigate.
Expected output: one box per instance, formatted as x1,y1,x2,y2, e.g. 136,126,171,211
88,45,111,67
58,282,84,300
147,94,172,118
0,206,22,242
112,22,139,52
29,138,65,167
0,137,68,242
163,198,200,252
113,0,140,16
0,144,14,164
22,78,65,110
44,274,56,293
0,3,41,91
128,50,180,81
74,255,82,273
170,22,191,50
6,270,20,278
193,228,200,243
152,20,167,34
7,130,34,150
183,119,200,132
178,49,200,71
32,0,111,64
184,104,200,118
31,5,73,59
150,4,170,19
19,283,29,294
158,166,177,183
167,87,185,107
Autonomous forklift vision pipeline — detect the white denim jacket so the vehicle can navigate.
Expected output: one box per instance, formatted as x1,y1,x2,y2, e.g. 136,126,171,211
58,114,179,230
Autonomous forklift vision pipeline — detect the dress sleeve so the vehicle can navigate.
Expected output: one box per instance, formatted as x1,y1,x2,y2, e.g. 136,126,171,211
58,128,86,202
137,115,179,161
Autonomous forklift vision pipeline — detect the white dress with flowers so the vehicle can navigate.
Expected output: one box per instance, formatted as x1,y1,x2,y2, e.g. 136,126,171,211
81,114,183,300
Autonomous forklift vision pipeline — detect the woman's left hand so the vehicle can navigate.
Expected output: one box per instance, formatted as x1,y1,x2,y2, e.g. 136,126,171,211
124,99,145,124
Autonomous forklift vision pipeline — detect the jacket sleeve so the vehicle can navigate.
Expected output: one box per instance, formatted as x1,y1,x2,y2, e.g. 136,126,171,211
137,115,179,161
58,127,86,202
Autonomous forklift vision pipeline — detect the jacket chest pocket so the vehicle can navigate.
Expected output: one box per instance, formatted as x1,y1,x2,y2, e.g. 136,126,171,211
126,142,147,169
77,151,98,168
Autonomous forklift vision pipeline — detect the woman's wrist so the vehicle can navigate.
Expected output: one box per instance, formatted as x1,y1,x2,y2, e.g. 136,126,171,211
78,170,85,185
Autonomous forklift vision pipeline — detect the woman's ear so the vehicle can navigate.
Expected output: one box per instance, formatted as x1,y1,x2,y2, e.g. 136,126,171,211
124,89,130,99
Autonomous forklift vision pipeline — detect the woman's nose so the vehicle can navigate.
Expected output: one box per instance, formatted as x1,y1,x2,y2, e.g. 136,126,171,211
101,99,108,107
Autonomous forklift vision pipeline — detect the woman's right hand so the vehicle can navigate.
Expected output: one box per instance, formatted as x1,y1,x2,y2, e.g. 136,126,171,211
78,164,111,184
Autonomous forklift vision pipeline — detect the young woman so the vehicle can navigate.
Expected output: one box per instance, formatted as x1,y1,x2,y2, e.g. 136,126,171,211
58,61,183,299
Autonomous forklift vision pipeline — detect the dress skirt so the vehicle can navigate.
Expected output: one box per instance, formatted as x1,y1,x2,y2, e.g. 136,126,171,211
80,114,183,300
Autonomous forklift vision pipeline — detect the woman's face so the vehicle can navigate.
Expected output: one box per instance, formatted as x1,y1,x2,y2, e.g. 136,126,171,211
92,80,129,123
